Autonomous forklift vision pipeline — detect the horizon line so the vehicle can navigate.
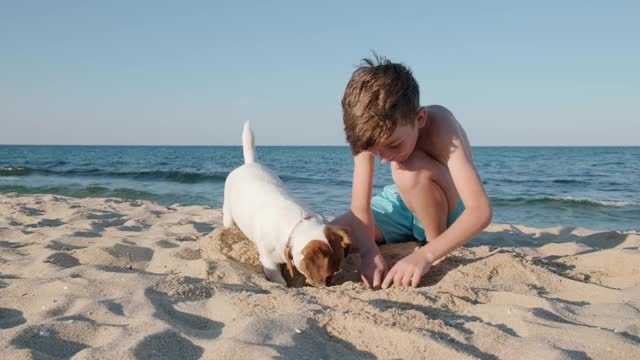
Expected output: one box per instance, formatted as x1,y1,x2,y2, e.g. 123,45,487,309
1,144,639,148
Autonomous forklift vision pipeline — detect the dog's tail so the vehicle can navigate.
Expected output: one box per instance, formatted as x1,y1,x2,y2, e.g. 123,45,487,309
242,121,256,164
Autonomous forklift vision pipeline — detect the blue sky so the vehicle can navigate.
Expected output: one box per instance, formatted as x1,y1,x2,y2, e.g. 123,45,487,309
1,1,638,146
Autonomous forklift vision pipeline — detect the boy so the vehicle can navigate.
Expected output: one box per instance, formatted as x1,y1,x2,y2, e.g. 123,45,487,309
330,56,492,289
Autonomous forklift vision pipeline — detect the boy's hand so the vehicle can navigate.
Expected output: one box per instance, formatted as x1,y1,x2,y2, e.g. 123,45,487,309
381,248,432,289
359,247,388,289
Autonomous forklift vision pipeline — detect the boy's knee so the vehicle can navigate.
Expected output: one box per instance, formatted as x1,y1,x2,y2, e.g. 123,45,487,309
401,178,446,214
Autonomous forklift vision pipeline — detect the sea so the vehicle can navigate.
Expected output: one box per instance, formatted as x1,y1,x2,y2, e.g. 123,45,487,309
1,145,638,232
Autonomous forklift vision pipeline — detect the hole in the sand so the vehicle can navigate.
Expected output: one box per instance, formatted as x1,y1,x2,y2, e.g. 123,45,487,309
95,265,157,275
18,207,44,216
118,225,146,232
91,218,128,231
103,243,155,270
155,240,179,249
203,226,362,288
44,252,80,268
35,219,65,227
0,308,27,329
72,230,102,238
46,240,86,251
0,241,19,248
86,211,122,220
190,221,215,234
132,330,204,360
99,299,125,316
11,327,89,358
145,288,224,338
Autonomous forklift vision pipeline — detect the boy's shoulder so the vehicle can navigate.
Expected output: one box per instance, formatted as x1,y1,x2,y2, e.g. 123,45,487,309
425,104,455,116
425,105,458,128
418,105,470,162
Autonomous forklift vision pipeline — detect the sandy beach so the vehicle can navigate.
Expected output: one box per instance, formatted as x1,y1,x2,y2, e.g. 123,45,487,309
1,193,638,359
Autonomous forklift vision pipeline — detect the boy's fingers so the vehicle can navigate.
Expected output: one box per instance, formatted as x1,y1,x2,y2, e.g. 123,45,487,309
393,270,403,288
360,273,372,288
373,269,383,289
401,272,412,287
411,271,422,288
381,268,395,289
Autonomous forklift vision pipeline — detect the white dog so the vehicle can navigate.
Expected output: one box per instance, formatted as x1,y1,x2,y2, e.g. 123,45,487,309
222,122,351,287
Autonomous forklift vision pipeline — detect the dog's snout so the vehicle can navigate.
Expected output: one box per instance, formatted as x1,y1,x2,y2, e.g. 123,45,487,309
326,275,333,286
305,278,328,288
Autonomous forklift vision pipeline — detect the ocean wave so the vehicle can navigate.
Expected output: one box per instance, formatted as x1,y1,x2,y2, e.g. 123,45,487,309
0,166,229,183
0,166,33,176
280,174,352,186
0,184,162,202
0,164,352,186
491,196,638,208
484,177,590,185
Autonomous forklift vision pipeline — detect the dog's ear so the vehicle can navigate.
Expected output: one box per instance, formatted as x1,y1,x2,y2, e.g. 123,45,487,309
283,244,295,278
324,225,352,269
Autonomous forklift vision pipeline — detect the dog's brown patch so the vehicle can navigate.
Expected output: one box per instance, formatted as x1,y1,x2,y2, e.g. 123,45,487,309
324,225,352,273
299,240,333,287
297,226,352,287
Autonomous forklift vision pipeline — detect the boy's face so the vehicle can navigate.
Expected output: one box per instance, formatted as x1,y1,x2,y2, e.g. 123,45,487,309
373,107,427,164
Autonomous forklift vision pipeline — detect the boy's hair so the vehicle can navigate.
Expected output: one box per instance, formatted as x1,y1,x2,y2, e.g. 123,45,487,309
342,54,420,154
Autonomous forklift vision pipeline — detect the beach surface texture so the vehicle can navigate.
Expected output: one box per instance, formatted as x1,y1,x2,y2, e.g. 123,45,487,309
1,193,639,359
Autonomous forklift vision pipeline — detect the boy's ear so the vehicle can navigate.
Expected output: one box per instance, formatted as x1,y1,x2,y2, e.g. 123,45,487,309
417,107,428,128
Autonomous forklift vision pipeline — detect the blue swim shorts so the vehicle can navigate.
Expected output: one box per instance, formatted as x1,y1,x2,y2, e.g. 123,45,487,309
371,184,465,244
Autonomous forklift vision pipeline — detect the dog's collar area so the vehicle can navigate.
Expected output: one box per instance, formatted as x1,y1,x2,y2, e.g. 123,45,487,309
286,215,317,249
283,214,318,277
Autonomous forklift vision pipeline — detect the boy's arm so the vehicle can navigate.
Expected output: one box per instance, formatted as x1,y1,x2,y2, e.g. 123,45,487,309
382,108,491,288
417,137,492,264
350,151,376,247
417,112,492,264
350,151,388,288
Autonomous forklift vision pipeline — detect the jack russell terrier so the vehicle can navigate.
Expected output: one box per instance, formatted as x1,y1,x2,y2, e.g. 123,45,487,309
223,122,351,287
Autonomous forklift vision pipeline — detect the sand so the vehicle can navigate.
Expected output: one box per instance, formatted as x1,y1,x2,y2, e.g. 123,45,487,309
1,193,638,359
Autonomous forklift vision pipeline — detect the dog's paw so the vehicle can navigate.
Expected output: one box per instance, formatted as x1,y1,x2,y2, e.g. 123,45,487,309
263,267,287,286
